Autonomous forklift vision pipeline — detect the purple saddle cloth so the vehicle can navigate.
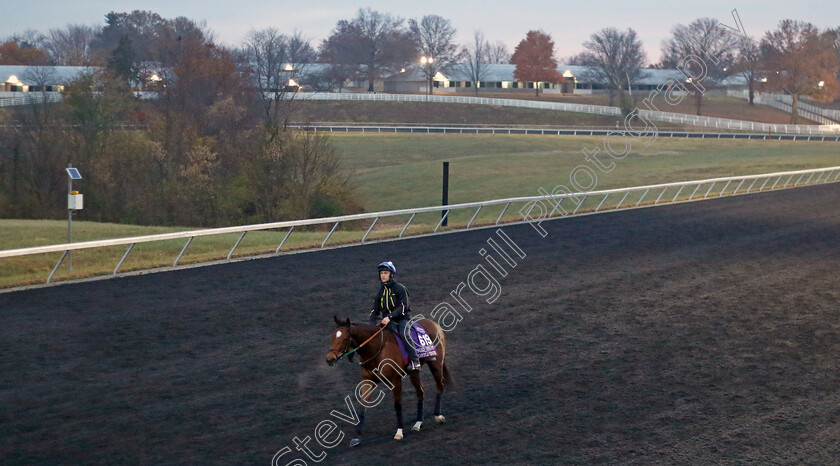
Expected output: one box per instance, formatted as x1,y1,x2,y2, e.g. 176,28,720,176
390,323,438,365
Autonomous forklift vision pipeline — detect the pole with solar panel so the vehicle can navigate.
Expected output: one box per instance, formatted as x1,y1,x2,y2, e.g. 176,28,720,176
66,164,83,272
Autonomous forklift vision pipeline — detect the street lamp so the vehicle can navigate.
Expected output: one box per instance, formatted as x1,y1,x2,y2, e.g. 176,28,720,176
420,56,434,96
818,80,825,89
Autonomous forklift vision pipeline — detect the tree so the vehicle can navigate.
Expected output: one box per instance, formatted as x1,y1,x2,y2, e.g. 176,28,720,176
286,31,317,64
321,8,416,92
762,20,839,122
460,31,489,96
511,30,561,97
732,37,764,105
662,18,737,115
0,41,49,65
243,28,294,127
581,27,647,107
92,10,167,64
409,15,461,94
45,24,97,65
107,35,140,87
485,40,510,64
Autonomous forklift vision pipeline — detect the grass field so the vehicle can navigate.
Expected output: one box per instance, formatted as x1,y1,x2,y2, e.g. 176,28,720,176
294,94,810,125
334,133,840,211
2,134,839,288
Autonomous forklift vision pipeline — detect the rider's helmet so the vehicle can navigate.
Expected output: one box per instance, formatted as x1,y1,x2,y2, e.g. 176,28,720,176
377,261,397,276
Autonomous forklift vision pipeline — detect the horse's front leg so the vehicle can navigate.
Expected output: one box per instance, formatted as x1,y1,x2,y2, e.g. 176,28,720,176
349,407,365,447
393,378,404,440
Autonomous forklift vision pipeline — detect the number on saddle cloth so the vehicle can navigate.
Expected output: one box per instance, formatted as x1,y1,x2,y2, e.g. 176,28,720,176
390,323,438,363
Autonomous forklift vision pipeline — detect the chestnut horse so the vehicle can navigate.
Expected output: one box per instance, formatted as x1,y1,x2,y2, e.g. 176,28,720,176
326,316,453,446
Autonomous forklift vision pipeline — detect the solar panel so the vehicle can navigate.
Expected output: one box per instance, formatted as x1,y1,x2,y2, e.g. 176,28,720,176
66,167,82,180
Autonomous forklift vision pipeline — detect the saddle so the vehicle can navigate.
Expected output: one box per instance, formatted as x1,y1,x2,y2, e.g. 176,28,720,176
389,323,438,367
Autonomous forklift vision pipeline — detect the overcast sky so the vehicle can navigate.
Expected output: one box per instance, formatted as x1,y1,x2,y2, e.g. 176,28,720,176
3,1,838,63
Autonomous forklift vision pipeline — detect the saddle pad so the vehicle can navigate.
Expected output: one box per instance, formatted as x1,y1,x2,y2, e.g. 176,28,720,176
391,323,438,365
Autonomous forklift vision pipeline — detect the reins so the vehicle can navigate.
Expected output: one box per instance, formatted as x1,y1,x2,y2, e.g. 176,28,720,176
335,324,386,364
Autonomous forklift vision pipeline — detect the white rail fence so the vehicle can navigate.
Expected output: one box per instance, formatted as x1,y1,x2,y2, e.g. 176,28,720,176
2,166,839,285
727,90,840,124
0,92,63,107
298,92,840,135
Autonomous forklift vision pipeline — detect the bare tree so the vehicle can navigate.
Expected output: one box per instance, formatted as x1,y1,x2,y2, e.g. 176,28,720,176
287,30,317,64
485,40,510,64
460,31,489,95
563,52,588,65
581,27,647,107
662,17,738,115
733,36,763,105
321,8,416,92
409,15,461,94
45,24,97,65
243,28,295,127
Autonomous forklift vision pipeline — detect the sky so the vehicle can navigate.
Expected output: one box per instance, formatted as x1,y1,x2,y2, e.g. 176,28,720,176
2,0,839,63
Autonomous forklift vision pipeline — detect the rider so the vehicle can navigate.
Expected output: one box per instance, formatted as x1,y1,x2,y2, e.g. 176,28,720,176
369,260,421,371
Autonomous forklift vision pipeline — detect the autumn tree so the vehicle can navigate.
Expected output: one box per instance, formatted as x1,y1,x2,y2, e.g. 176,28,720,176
662,18,737,115
762,20,839,122
581,27,646,107
511,30,562,97
409,15,461,94
0,41,49,65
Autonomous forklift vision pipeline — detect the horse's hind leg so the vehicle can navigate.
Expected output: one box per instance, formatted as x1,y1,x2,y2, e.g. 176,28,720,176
392,378,405,440
427,360,446,424
409,370,424,431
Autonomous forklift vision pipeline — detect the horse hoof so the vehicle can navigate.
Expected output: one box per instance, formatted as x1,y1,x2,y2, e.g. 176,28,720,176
394,428,404,440
412,421,422,432
435,415,446,424
350,438,360,447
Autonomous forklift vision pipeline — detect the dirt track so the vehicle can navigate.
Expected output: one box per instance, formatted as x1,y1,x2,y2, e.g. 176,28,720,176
2,183,840,465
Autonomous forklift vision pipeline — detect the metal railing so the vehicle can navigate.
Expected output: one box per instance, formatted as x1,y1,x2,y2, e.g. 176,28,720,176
298,92,840,135
2,166,839,285
289,124,840,142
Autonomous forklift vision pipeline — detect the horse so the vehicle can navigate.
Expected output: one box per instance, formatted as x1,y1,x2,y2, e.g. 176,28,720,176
325,316,453,446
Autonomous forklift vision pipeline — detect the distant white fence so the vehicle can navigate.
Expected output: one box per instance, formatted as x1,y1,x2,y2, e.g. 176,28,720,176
298,92,840,135
0,92,63,107
727,90,840,124
2,166,839,286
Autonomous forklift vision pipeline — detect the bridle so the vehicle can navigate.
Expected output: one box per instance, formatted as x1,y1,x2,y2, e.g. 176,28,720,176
329,324,386,365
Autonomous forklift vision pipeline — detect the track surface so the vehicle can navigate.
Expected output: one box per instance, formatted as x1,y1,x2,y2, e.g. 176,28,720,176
2,184,840,464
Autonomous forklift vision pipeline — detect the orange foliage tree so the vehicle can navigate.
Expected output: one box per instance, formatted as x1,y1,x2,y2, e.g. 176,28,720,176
762,20,840,123
0,42,49,65
511,30,562,96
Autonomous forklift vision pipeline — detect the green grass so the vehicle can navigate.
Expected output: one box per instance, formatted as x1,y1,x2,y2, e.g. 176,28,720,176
333,133,840,212
3,134,840,288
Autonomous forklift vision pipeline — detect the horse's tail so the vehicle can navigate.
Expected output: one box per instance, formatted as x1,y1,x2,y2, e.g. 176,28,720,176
442,362,455,390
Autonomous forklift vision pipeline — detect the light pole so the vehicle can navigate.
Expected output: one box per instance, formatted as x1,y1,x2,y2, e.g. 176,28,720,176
420,56,434,98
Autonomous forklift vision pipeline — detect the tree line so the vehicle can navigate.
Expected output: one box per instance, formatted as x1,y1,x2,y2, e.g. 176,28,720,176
0,12,360,227
0,10,838,227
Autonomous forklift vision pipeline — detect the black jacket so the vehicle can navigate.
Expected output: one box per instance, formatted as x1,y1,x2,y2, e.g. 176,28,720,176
370,279,411,322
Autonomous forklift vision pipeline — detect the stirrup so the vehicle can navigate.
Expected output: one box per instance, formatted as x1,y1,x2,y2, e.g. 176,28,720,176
409,361,421,371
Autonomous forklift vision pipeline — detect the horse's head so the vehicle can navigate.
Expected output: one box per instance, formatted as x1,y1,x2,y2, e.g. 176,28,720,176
326,316,354,366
